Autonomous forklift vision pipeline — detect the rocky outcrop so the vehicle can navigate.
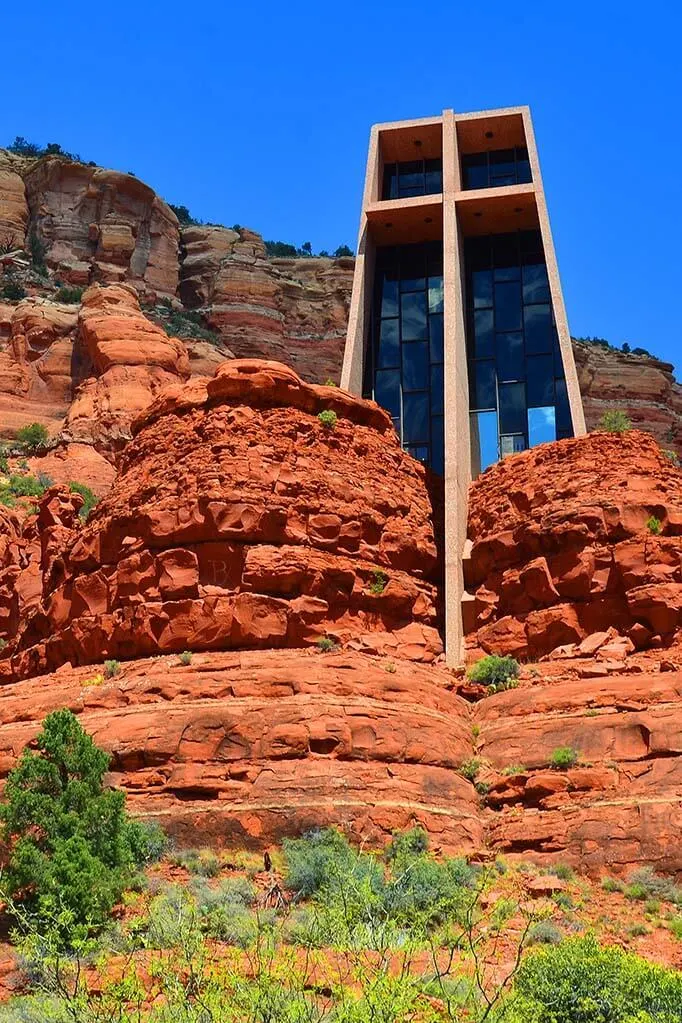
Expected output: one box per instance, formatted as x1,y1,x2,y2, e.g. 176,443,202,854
465,430,682,660
22,158,180,299
2,360,441,680
575,340,682,452
180,225,353,384
0,649,480,852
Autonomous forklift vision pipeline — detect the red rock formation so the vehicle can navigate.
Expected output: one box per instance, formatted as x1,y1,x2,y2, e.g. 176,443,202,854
0,649,479,852
3,360,441,679
465,430,682,659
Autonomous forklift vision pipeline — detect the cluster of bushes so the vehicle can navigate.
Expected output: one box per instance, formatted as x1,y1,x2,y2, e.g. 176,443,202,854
0,472,50,508
575,335,655,359
0,279,26,301
6,136,87,163
53,285,83,304
265,239,353,258
145,302,222,347
467,654,520,693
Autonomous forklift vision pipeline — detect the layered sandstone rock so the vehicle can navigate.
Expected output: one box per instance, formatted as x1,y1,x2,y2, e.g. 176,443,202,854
3,360,441,679
575,340,682,452
0,158,27,249
0,649,479,852
62,283,190,454
22,158,179,298
465,430,682,659
180,225,353,384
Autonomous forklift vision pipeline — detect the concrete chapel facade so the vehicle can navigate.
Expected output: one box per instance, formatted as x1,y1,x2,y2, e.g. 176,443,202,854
341,105,586,664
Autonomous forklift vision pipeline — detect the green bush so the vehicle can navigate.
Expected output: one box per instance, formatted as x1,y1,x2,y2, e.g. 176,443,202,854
458,758,481,782
467,654,520,688
549,746,579,769
662,449,680,468
552,862,576,881
1,280,26,301
599,409,633,433
526,920,563,945
502,763,527,776
512,934,682,1022
0,709,146,938
0,474,49,508
317,409,338,430
53,286,83,304
68,481,98,520
15,422,48,450
316,636,336,653
171,848,221,877
385,826,429,862
123,819,167,866
601,876,626,894
668,916,682,940
368,569,388,595
624,866,682,904
646,515,662,535
283,828,362,898
178,650,193,665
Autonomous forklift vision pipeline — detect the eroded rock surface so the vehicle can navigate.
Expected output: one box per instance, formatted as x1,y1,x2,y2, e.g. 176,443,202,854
3,360,441,679
465,430,682,659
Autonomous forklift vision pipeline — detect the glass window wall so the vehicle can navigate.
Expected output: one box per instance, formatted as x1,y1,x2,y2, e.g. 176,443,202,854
465,229,573,473
382,159,443,200
461,147,532,190
364,242,444,474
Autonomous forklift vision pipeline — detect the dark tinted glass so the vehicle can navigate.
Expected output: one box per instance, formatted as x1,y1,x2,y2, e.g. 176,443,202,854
382,163,398,200
555,377,573,436
402,342,429,391
496,331,524,382
494,281,523,331
430,364,444,415
472,270,493,309
524,303,553,353
499,382,526,434
516,148,532,183
401,291,428,340
526,355,555,406
374,370,400,419
522,264,550,304
378,318,399,368
428,276,444,312
381,277,399,317
429,314,444,363
489,149,515,185
474,309,494,357
424,158,443,193
471,360,496,410
431,416,444,475
493,234,519,269
403,393,429,443
462,152,489,189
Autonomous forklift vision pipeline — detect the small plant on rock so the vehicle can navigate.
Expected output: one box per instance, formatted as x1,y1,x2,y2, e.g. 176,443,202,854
316,636,336,653
54,285,83,304
15,422,48,451
368,569,388,595
323,378,337,387
458,758,481,782
69,481,98,520
317,409,337,430
103,659,120,679
1,280,26,301
467,654,520,689
526,920,563,945
646,515,662,535
549,746,579,769
662,448,680,467
81,673,105,688
178,650,193,665
598,409,632,433
384,661,397,673
502,763,526,776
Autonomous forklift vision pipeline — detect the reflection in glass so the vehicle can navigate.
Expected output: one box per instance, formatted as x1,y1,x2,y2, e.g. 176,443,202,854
499,382,526,434
471,361,496,410
526,355,555,407
430,364,444,416
378,319,399,368
402,342,429,391
375,370,401,420
472,270,493,309
500,434,526,456
400,292,428,340
522,264,550,304
474,309,494,357
403,393,429,444
462,147,532,190
494,281,523,331
528,406,556,447
470,411,499,473
429,314,444,363
428,276,444,312
524,303,553,353
381,277,399,317
496,332,524,382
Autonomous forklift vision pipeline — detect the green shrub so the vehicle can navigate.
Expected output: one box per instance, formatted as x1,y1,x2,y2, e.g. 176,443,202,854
0,473,50,508
526,920,563,945
549,746,579,769
124,819,167,865
171,848,221,877
646,515,662,535
467,654,520,688
283,828,368,898
317,409,338,430
624,866,682,904
458,758,480,782
178,650,192,665
68,481,98,520
0,709,145,938
54,286,83,304
601,876,625,894
15,422,48,450
316,636,336,653
599,409,632,433
146,885,201,949
513,934,682,1022
29,231,47,273
502,763,527,776
385,826,430,862
553,862,576,881
668,916,682,940
662,449,680,468
103,659,120,679
368,569,388,595
1,280,26,301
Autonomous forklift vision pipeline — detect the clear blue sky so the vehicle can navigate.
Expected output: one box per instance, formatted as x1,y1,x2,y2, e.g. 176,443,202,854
3,0,680,371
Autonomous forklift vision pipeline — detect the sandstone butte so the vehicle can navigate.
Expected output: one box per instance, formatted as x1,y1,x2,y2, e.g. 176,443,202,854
1,354,682,880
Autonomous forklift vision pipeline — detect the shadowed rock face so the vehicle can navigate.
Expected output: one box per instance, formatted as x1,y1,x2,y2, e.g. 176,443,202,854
2,360,442,680
465,430,682,660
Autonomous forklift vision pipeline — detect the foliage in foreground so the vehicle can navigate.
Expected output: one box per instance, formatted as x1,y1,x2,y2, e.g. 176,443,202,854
599,409,633,433
0,710,162,939
467,655,520,690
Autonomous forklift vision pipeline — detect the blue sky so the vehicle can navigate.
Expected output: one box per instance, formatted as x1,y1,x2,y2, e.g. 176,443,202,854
3,0,680,371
